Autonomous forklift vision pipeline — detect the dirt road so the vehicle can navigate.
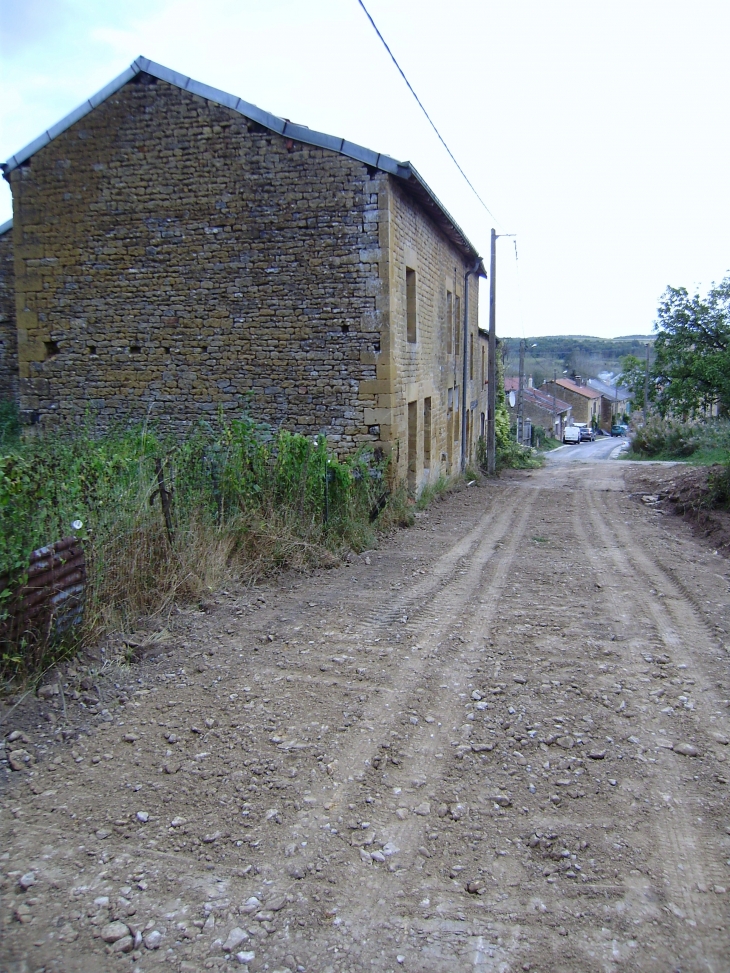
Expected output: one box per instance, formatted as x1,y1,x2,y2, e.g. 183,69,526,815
2,456,730,973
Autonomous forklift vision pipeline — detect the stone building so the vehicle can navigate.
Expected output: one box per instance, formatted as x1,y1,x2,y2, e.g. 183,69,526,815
0,57,487,491
0,219,17,406
541,376,601,427
504,376,572,441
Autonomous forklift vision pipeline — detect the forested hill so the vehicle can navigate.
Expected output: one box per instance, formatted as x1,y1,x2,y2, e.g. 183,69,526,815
501,334,654,386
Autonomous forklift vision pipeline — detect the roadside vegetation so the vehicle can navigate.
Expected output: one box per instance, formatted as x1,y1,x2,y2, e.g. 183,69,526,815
0,407,403,679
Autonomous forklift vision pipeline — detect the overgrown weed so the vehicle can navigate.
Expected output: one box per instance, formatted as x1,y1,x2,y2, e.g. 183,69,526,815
0,414,390,679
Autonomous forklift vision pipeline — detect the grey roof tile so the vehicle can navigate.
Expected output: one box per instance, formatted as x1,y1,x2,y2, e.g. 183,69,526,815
1,57,483,266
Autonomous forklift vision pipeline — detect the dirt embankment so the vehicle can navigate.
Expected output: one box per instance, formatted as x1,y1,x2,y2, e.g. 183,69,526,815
2,461,730,973
624,462,730,556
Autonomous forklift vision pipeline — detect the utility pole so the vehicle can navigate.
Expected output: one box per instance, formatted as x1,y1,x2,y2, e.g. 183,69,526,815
644,341,650,418
517,339,525,444
485,229,516,473
552,369,557,438
486,229,497,474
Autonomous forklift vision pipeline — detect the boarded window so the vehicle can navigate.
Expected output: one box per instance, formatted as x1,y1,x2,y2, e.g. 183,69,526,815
454,295,461,355
423,397,431,468
406,268,417,343
407,400,417,490
446,290,453,354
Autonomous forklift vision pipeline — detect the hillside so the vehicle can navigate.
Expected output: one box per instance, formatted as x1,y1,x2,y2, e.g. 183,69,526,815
501,334,654,386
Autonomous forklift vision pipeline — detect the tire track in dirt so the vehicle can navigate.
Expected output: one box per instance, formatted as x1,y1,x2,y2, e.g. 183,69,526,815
583,480,728,970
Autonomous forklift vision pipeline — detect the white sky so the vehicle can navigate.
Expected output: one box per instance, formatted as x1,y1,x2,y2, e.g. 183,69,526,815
1,0,729,340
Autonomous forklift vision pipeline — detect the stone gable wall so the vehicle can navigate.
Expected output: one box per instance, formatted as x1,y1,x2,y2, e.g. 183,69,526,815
9,74,384,449
0,227,17,404
367,177,484,486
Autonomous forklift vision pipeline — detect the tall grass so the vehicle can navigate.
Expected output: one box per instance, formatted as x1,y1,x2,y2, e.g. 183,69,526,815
0,414,390,676
629,417,730,463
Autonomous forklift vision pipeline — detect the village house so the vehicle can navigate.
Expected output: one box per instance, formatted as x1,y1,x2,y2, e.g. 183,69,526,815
541,375,601,427
0,57,487,492
586,377,631,429
504,376,572,441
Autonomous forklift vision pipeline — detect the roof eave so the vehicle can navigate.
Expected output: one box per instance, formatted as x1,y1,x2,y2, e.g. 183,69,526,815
2,57,485,268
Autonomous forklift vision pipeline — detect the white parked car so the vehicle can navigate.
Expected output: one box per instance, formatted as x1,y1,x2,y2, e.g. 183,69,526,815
563,425,581,445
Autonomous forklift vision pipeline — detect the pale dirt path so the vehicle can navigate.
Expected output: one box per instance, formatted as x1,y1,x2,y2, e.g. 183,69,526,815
2,460,729,973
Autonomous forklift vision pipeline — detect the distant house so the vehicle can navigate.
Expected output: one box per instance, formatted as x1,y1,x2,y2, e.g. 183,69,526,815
0,57,487,492
505,377,572,441
587,378,631,428
541,376,601,426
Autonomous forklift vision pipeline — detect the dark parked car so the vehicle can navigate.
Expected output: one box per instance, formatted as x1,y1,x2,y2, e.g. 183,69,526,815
611,424,628,437
578,424,595,442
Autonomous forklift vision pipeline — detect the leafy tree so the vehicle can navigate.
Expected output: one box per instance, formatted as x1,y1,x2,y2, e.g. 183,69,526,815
652,277,730,418
619,353,650,411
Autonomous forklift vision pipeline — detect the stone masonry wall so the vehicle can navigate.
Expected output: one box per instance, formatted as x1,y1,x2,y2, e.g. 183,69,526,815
0,226,18,404
365,177,484,487
9,74,383,450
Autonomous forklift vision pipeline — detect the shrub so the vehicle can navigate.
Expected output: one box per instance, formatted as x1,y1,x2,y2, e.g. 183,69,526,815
0,414,391,677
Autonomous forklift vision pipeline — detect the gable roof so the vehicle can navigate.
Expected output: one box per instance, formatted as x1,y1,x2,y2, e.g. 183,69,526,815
586,377,631,401
1,57,485,274
504,378,571,413
552,377,601,399
0,219,11,237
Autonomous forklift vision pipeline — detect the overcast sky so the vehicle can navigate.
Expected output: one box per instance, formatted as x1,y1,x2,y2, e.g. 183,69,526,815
1,0,728,340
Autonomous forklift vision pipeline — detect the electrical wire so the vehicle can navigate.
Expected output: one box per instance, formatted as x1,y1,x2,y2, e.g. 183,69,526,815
355,0,504,229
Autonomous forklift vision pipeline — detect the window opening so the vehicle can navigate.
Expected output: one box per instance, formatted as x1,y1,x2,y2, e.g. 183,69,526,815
406,268,417,343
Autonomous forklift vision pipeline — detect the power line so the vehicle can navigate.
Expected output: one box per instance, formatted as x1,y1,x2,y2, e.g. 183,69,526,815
355,0,504,229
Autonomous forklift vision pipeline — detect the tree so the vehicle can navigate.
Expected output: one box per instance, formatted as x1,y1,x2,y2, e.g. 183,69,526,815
619,353,650,411
652,277,730,418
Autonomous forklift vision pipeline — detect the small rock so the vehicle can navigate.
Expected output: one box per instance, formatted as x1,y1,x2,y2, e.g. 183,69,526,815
395,807,409,820
7,730,30,743
371,850,385,863
471,743,493,752
286,863,305,879
18,871,36,891
163,762,181,775
235,952,256,965
202,830,222,843
101,920,131,944
513,675,527,684
556,735,575,750
122,733,138,743
222,927,249,952
471,690,483,701
673,743,699,757
491,794,512,807
382,841,400,856
14,903,31,923
136,811,149,823
111,935,134,953
8,749,33,771
94,896,110,909
413,802,431,816
397,956,405,965
171,816,186,827
242,897,261,913
711,732,729,746
360,848,372,863
587,750,606,760
267,896,287,912
252,911,274,922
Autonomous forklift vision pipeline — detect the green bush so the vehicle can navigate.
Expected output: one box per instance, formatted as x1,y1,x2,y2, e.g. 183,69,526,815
0,414,391,677
631,417,700,457
629,417,730,461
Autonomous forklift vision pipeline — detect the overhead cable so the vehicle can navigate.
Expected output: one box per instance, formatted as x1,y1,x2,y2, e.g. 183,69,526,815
355,0,503,229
